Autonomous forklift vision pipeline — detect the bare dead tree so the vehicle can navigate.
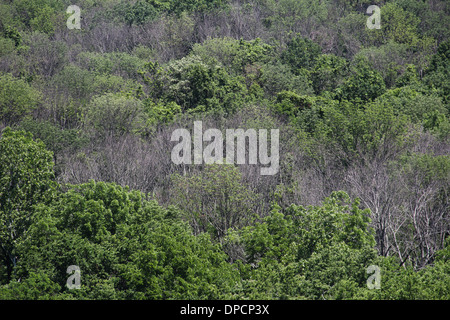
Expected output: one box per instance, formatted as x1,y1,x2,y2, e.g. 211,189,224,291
344,127,449,269
345,158,397,257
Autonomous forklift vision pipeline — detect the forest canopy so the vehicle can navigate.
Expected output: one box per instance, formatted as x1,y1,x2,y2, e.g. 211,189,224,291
0,0,449,300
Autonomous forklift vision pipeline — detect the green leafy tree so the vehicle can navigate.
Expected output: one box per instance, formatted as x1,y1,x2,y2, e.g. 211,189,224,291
0,73,42,125
240,192,375,262
113,0,159,26
374,86,447,128
77,51,147,80
348,99,410,159
53,65,140,107
12,181,240,299
362,2,422,47
258,61,314,97
337,56,386,102
264,0,328,38
17,118,89,166
356,42,413,88
281,35,322,73
0,271,62,300
424,40,450,106
190,37,274,76
356,254,449,300
12,0,63,34
29,5,56,35
395,64,420,87
0,37,16,57
52,65,95,102
144,100,181,126
272,90,315,120
299,243,378,299
154,0,229,15
2,25,22,47
161,55,248,114
0,128,56,283
397,0,450,43
231,191,377,299
82,93,148,136
310,54,349,94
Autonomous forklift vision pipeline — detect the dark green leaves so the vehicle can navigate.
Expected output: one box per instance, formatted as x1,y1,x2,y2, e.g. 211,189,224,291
0,128,56,282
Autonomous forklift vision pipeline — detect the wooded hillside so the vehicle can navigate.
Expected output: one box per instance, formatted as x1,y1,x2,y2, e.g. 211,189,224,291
0,0,449,300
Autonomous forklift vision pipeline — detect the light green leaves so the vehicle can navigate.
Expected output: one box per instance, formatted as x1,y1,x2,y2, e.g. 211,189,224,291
0,73,42,124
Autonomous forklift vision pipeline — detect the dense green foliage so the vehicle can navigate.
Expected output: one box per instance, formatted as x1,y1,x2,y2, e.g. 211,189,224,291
0,0,449,300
